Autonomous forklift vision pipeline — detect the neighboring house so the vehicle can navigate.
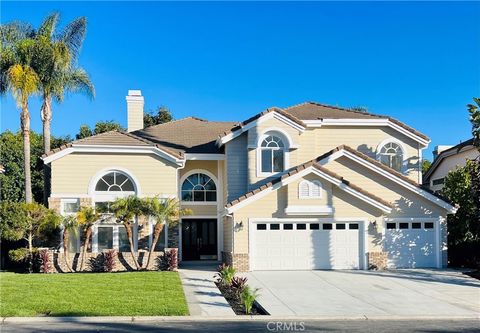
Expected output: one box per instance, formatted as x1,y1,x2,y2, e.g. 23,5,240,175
423,139,479,193
42,90,456,271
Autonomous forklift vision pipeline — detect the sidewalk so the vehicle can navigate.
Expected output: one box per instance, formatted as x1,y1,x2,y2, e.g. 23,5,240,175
178,262,235,317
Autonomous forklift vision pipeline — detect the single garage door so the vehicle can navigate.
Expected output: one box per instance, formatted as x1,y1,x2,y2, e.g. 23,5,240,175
252,221,362,270
384,221,437,268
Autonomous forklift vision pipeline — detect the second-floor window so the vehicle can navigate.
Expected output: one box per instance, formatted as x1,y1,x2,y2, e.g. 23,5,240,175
181,173,217,202
378,142,404,172
260,135,285,173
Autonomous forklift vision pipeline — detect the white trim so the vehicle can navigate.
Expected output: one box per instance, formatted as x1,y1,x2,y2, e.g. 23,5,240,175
182,215,218,219
217,160,224,261
217,111,305,146
88,167,141,197
179,169,219,205
384,217,440,222
60,198,80,216
376,137,409,174
303,118,430,147
42,145,184,165
185,154,225,161
254,127,298,149
227,166,392,214
330,149,456,213
248,217,369,270
284,205,334,216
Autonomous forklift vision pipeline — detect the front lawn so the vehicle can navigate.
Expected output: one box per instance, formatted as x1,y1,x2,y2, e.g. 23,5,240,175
0,271,189,317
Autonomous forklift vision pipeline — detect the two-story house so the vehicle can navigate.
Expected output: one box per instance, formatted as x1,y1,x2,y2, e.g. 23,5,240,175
43,90,456,271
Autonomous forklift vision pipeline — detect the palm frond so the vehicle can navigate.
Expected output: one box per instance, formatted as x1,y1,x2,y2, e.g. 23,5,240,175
63,67,95,99
37,12,60,39
60,17,87,62
0,21,34,47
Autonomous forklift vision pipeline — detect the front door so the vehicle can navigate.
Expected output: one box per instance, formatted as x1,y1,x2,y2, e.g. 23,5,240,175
182,219,218,260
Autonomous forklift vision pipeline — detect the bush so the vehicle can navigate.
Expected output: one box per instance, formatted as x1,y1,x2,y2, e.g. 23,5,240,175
155,249,178,271
214,263,236,286
240,285,260,315
88,250,117,272
8,248,29,262
231,276,248,295
38,249,51,273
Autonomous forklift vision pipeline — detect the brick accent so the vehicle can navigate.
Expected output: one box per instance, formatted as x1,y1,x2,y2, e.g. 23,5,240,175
168,224,179,248
50,249,177,272
221,251,249,272
48,197,93,213
368,251,388,270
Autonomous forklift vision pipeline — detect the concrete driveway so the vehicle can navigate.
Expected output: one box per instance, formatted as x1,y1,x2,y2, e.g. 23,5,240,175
246,269,480,318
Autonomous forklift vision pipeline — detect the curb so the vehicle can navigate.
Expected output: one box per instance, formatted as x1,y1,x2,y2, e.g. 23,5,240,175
2,315,479,324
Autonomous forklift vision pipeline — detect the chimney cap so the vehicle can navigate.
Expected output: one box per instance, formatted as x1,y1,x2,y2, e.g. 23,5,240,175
128,90,142,96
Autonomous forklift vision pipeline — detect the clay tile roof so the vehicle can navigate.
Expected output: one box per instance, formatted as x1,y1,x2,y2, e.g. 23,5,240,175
219,107,306,139
42,130,183,160
284,102,429,142
134,117,238,154
226,154,394,209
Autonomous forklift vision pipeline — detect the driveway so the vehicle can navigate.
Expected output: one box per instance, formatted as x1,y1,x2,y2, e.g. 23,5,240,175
246,269,480,318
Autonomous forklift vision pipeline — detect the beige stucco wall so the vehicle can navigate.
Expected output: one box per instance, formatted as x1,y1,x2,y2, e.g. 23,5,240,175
51,152,178,196
326,157,447,217
243,119,422,191
429,147,479,192
232,174,385,254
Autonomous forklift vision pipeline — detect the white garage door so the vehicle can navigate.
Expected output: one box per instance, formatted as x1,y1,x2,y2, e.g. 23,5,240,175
252,221,362,270
384,221,437,268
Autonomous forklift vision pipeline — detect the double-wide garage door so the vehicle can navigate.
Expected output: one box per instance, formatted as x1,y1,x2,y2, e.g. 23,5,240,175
252,221,362,270
384,221,437,268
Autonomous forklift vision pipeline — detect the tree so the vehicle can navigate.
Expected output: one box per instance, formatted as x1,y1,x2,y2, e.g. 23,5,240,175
421,159,432,174
76,206,100,271
0,202,60,272
1,38,40,203
75,121,125,139
143,106,173,127
468,97,480,149
33,13,95,154
110,196,147,270
0,130,71,203
61,215,78,272
349,106,369,113
143,197,190,269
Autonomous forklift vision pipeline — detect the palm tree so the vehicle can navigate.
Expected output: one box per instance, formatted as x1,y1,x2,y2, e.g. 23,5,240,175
1,38,39,203
77,206,100,271
61,214,78,272
33,13,95,154
110,196,146,270
144,197,190,269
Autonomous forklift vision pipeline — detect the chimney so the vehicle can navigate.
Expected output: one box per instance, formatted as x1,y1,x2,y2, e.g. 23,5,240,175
126,90,144,132
433,145,453,159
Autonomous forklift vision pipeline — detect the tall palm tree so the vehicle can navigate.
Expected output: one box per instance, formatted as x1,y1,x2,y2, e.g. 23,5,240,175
110,196,147,270
61,214,78,272
77,206,100,271
143,197,190,269
34,13,94,154
1,38,39,203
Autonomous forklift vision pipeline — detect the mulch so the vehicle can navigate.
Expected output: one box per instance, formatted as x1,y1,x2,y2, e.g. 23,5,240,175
215,282,267,315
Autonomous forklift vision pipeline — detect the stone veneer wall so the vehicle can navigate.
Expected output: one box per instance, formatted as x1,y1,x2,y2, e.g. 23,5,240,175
368,251,388,270
49,249,177,272
221,251,249,272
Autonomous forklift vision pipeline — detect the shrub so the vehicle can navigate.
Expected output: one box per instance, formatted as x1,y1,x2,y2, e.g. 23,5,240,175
8,248,29,263
38,249,51,273
155,249,179,271
214,263,236,286
240,285,260,315
231,276,248,295
88,250,117,272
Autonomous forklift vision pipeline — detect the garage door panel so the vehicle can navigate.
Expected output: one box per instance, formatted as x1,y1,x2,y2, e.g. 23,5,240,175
252,221,361,270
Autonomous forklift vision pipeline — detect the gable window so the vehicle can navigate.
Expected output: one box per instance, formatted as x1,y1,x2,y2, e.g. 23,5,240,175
299,180,322,199
181,173,217,202
377,141,404,172
260,135,285,173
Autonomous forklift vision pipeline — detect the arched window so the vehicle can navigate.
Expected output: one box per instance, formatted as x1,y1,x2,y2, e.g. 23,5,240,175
377,142,404,172
299,180,322,199
260,135,285,173
95,171,135,192
182,173,217,202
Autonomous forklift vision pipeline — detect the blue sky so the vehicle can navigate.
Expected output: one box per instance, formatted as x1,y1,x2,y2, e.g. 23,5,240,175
1,1,479,159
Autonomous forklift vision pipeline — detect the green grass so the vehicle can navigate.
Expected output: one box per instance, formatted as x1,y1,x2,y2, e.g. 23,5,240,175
0,271,189,317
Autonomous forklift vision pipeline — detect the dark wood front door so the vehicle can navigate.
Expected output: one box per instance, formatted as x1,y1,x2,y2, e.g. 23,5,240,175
182,219,218,260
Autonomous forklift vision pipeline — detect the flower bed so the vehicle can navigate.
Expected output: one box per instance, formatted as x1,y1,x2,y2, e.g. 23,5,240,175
216,281,267,315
